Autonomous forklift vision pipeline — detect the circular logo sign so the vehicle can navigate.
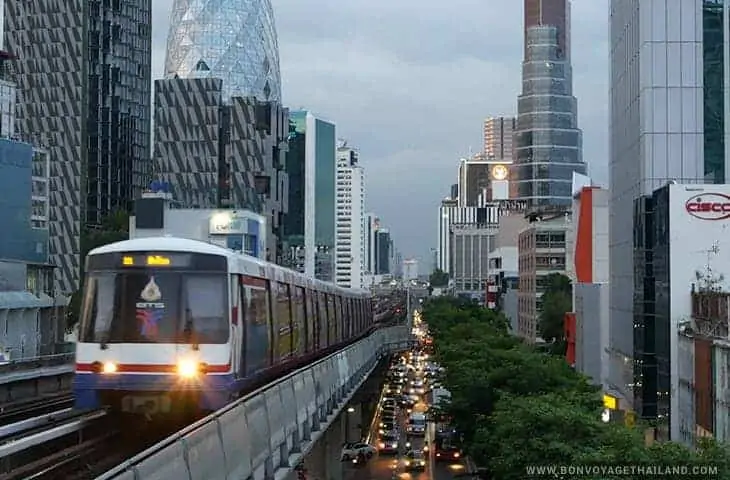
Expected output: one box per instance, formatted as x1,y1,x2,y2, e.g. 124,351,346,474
685,193,730,220
492,164,508,180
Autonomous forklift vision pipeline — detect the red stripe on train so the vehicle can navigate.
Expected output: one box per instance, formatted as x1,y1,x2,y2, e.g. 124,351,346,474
75,362,231,373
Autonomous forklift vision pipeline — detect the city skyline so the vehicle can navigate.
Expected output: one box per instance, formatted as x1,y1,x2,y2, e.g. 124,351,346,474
150,0,608,264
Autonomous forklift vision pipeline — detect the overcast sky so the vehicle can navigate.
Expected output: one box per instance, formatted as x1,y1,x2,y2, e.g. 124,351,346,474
151,0,608,269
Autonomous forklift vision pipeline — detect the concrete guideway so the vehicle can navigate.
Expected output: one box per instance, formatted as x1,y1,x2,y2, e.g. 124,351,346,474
0,354,75,403
97,325,414,480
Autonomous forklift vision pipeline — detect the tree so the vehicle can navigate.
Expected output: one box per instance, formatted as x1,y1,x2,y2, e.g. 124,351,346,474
66,210,129,331
428,268,449,287
538,273,572,344
419,295,730,479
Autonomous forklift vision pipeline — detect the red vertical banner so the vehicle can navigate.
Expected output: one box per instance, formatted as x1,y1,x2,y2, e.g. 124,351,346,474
564,312,576,367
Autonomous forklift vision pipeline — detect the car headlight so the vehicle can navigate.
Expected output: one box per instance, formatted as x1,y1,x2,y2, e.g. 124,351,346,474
454,452,460,458
102,361,117,374
177,358,201,378
379,442,385,449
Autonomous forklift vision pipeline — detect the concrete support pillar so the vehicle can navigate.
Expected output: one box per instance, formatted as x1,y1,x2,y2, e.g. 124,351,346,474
342,404,362,443
324,413,344,480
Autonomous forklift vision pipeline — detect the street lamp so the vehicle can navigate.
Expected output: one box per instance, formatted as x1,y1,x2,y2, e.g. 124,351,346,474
345,406,356,442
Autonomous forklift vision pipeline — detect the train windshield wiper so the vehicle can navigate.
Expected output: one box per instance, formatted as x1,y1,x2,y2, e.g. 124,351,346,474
183,308,199,350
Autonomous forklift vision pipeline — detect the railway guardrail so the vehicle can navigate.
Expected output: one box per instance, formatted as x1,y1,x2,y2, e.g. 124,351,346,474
98,324,413,480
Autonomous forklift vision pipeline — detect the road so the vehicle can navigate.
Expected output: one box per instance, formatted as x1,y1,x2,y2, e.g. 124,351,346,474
344,399,469,480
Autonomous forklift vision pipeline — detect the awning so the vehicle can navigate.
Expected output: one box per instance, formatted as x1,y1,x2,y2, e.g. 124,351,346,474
0,291,54,310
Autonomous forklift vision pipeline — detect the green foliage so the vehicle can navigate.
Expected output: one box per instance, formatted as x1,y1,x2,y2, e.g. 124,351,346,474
428,268,449,287
421,296,730,478
538,273,572,344
66,210,129,331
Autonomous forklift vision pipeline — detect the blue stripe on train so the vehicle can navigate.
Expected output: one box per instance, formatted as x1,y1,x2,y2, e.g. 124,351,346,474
73,372,250,411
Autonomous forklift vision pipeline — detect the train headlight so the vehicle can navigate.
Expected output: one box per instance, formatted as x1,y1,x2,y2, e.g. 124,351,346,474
102,361,118,374
177,359,200,378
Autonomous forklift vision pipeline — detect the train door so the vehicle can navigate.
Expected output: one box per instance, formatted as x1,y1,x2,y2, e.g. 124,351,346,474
305,288,319,353
241,276,272,376
318,292,329,348
273,282,293,362
232,275,244,378
291,285,304,357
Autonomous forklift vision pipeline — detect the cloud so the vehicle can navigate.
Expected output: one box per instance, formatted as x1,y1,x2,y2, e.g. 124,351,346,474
151,0,609,265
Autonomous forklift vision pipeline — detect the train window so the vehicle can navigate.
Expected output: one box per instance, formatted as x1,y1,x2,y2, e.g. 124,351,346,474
182,275,229,343
78,272,229,344
274,282,293,360
333,296,341,343
318,292,328,347
327,294,336,344
305,288,316,350
244,284,271,375
291,286,304,356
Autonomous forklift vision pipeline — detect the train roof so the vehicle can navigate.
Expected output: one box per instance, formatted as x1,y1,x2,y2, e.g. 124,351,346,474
89,236,231,257
88,236,370,297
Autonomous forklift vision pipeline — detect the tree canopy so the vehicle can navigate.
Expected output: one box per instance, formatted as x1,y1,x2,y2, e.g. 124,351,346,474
429,268,449,287
421,296,730,479
537,272,572,344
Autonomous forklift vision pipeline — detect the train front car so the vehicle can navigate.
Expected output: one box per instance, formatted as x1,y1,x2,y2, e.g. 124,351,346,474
73,238,234,419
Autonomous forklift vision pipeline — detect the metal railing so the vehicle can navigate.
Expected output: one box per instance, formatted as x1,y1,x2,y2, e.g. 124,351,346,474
0,353,74,374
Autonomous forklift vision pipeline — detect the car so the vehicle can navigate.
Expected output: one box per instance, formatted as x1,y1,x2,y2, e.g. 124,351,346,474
382,399,398,409
382,406,397,417
381,412,397,425
402,450,427,471
341,442,376,461
378,432,400,453
435,444,462,462
379,419,397,433
407,412,427,436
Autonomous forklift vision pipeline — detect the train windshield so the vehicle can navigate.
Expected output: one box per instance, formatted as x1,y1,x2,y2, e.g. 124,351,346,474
78,271,229,344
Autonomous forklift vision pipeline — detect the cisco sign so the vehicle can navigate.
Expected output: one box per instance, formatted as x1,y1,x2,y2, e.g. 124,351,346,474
685,193,730,220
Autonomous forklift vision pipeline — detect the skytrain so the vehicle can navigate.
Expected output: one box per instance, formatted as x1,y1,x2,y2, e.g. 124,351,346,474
73,237,374,417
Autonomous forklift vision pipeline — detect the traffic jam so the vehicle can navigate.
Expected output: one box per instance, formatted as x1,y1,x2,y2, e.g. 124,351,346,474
342,314,465,478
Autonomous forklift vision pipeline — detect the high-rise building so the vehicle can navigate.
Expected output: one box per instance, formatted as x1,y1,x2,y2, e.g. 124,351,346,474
334,142,365,289
457,155,513,206
524,0,570,60
513,23,585,207
4,1,86,293
285,111,336,280
154,77,289,262
164,0,281,102
375,228,392,275
403,259,419,281
609,0,730,436
86,0,151,226
364,212,379,275
483,116,516,160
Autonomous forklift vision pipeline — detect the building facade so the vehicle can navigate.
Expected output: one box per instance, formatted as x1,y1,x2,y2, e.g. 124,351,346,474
86,0,151,226
164,0,281,102
517,215,569,343
154,77,289,262
608,0,729,424
285,111,336,280
375,229,392,275
403,259,419,281
483,116,516,160
566,186,609,389
524,0,570,60
334,143,365,289
513,24,586,207
437,200,502,274
4,2,86,294
457,155,513,206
